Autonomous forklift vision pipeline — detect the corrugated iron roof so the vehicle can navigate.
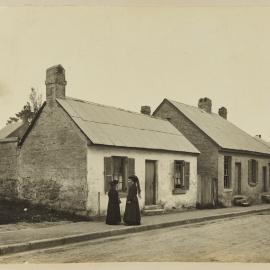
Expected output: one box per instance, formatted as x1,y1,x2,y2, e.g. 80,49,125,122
167,99,270,155
57,97,200,154
254,136,270,150
0,121,23,139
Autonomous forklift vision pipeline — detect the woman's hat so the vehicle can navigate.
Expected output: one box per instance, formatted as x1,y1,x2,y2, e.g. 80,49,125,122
110,180,118,186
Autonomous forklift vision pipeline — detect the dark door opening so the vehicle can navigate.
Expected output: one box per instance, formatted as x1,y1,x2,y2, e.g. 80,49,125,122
263,166,267,192
145,160,157,205
235,163,241,195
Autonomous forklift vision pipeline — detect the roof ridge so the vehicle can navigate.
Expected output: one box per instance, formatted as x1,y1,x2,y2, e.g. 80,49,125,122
167,98,220,115
60,96,167,122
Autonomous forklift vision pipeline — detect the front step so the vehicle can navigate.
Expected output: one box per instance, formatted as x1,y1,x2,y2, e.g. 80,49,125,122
142,205,165,216
143,204,161,210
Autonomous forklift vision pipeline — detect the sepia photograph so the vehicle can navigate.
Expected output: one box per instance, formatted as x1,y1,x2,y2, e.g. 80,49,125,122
0,0,270,265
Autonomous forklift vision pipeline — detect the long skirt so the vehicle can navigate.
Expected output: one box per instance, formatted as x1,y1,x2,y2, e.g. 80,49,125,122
106,200,121,225
123,196,141,225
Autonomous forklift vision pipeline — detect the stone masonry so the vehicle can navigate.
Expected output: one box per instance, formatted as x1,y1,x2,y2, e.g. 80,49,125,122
18,101,88,212
0,139,18,199
17,65,89,212
154,99,270,207
153,100,219,179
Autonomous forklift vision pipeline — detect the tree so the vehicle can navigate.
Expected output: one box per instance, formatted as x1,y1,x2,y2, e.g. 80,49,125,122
6,88,43,125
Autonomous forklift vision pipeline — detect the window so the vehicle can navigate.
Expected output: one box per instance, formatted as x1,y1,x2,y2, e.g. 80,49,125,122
173,160,190,191
269,164,270,188
248,159,258,185
224,156,232,189
104,156,135,193
112,157,125,191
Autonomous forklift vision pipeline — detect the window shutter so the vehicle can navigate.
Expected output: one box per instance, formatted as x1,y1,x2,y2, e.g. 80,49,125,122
256,160,259,183
127,158,135,177
248,159,252,184
173,160,177,187
104,157,112,193
184,162,190,190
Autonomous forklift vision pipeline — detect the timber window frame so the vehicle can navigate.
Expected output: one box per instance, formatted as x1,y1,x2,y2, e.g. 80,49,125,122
224,156,232,189
269,163,270,188
173,160,190,194
248,159,258,186
104,156,135,195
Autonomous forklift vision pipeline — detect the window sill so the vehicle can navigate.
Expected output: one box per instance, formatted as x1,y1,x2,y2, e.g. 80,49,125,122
223,188,233,192
172,188,187,195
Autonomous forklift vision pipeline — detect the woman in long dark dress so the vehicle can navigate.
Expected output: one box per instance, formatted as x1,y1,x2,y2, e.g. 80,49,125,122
123,175,141,226
106,180,121,225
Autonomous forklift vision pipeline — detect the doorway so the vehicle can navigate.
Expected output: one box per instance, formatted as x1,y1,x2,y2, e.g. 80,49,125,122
145,160,157,205
235,163,241,195
263,166,267,192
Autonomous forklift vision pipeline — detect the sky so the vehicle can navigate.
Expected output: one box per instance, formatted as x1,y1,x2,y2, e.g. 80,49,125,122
1,3,270,140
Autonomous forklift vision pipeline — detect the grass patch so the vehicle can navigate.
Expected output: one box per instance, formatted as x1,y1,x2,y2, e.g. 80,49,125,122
0,198,91,224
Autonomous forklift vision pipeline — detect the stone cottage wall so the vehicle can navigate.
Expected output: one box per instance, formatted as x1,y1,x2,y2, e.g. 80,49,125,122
87,145,198,216
18,102,88,213
154,100,219,178
218,152,270,206
0,140,18,199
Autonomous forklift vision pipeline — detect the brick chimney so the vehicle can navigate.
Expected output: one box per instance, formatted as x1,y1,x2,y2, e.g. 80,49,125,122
198,97,212,113
45,65,66,105
141,106,151,115
218,107,227,119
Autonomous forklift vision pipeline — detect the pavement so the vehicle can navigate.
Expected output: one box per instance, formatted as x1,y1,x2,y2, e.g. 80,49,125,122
0,203,270,256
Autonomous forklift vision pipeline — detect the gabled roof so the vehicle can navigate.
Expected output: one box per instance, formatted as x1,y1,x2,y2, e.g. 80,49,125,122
0,121,28,140
160,98,270,155
56,97,200,154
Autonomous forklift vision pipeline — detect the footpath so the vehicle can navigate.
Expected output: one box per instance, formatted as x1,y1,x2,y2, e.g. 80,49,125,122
0,203,270,256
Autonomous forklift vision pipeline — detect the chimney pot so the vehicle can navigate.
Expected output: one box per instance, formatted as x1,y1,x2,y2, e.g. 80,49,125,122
198,97,212,113
218,107,228,119
45,65,66,104
141,106,151,115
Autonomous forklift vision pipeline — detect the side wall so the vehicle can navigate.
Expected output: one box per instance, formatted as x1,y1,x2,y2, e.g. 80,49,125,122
18,102,88,212
218,152,270,206
154,101,219,178
87,145,197,216
0,141,18,199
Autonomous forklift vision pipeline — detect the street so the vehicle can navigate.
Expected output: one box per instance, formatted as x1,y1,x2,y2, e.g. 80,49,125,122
0,211,270,263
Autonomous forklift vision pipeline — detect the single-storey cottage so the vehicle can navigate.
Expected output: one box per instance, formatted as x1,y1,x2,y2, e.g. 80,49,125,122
0,65,200,216
153,98,270,207
0,120,29,198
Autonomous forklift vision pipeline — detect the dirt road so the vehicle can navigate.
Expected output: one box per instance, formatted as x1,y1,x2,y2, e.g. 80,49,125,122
0,211,270,263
